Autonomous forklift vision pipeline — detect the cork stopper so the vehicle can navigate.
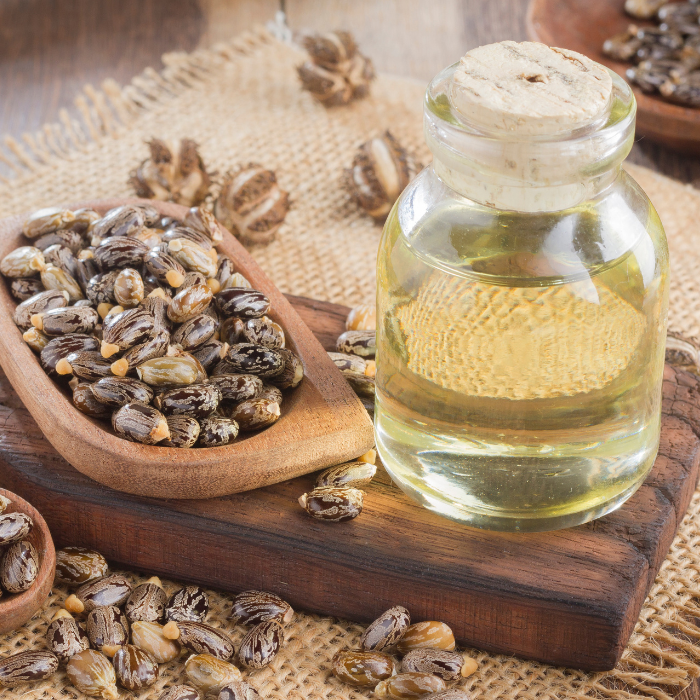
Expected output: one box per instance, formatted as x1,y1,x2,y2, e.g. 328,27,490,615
451,41,612,135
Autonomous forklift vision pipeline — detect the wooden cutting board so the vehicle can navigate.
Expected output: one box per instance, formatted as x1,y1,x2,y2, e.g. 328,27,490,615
0,294,698,672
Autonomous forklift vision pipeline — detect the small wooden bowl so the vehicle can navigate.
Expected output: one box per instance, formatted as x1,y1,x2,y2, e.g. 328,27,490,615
528,0,700,154
0,199,374,500
0,488,56,634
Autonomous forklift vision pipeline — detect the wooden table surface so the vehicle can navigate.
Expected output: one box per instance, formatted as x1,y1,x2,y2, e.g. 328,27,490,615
1,0,700,693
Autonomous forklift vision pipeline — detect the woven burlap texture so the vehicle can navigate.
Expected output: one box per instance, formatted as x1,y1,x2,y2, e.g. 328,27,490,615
1,24,700,700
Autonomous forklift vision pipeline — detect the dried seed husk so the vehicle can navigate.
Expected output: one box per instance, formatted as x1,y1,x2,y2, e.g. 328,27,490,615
168,238,217,278
209,373,263,402
332,649,397,687
94,236,149,271
401,649,471,680
11,277,44,301
0,540,39,592
225,343,284,377
346,52,375,98
41,264,84,301
64,351,115,381
336,330,376,358
241,316,285,349
23,207,76,239
302,30,357,70
198,415,239,447
361,606,411,652
136,354,201,386
162,414,201,448
229,398,281,431
0,512,33,546
237,620,283,669
374,673,447,699
113,644,158,690
297,61,353,105
43,243,78,278
91,376,154,408
41,334,99,375
164,621,234,660
40,305,99,336
87,605,129,656
215,288,270,318
0,650,59,687
55,546,108,586
0,246,45,278
396,621,456,654
23,327,50,353
131,621,181,663
316,461,377,488
66,649,119,699
159,685,200,700
125,577,167,623
112,403,170,444
229,590,294,626
347,303,376,331
46,612,90,663
116,327,170,374
72,383,112,418
270,347,303,388
168,283,214,323
299,487,365,523
87,270,119,304
69,573,133,613
192,338,228,370
219,679,262,700
113,268,145,308
185,653,242,694
14,289,69,330
166,585,210,623
172,313,217,350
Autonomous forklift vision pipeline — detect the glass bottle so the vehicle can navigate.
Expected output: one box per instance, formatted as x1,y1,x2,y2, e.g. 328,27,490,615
375,46,669,532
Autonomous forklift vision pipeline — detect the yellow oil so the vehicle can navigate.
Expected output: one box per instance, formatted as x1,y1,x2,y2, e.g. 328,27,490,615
375,191,669,531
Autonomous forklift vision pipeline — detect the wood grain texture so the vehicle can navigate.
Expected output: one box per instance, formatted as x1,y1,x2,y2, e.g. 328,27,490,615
0,488,56,635
0,296,698,671
0,199,374,499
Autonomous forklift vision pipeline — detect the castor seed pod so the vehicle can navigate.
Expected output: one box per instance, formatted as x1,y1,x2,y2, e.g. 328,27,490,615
115,327,170,374
297,60,353,106
229,590,294,626
154,384,220,419
14,288,69,329
41,334,99,375
270,348,304,388
145,249,187,288
185,205,223,244
46,611,90,663
299,487,364,523
219,679,262,700
66,649,119,698
209,374,262,402
346,371,375,398
216,288,270,319
94,236,148,270
172,313,217,350
113,268,145,308
23,327,50,352
159,685,200,700
112,403,170,444
374,673,447,699
332,649,398,687
136,354,201,386
113,644,158,690
229,397,280,431
198,415,239,447
163,226,213,251
162,414,201,448
0,650,59,687
62,351,115,381
401,649,472,681
162,621,234,660
361,606,411,652
90,205,146,242
185,653,242,694
39,305,99,336
66,573,133,614
87,270,119,304
41,264,84,301
91,376,154,408
1,540,39,592
225,343,284,378
417,691,471,700
73,383,112,418
396,621,456,654
11,277,44,301
86,605,129,656
259,383,283,405
168,238,217,278
347,303,376,331
101,307,156,357
55,546,108,586
23,207,76,239
237,619,283,669
43,243,78,278
241,316,285,349
336,330,376,358
168,283,213,323
166,585,209,623
0,246,45,278
302,30,357,68
0,494,10,514
192,338,228,370
131,621,181,663
125,576,167,623
316,461,377,488
0,512,33,546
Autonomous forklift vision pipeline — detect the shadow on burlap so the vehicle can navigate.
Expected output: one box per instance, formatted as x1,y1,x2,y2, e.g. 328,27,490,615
1,25,700,700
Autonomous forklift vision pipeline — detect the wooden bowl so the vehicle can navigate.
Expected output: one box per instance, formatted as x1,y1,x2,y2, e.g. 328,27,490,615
527,0,700,154
0,199,374,500
0,488,56,634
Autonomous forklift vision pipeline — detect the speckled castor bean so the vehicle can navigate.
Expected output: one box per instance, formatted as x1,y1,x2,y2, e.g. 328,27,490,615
228,590,294,626
66,649,119,699
45,611,90,664
162,620,234,660
401,649,474,681
316,461,377,489
0,512,33,546
374,673,447,699
158,685,201,700
113,644,158,690
86,605,129,657
55,546,108,586
131,621,181,663
219,680,262,700
361,606,411,652
185,653,242,694
0,651,59,687
65,573,133,614
299,487,364,523
165,585,210,623
0,540,39,592
396,621,456,654
332,649,398,687
125,576,167,623
237,620,283,670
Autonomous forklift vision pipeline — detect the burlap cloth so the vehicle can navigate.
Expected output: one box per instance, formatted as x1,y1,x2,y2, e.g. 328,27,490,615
2,25,700,700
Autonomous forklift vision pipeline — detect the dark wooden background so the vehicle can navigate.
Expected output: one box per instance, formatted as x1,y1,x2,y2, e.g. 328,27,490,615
0,0,699,183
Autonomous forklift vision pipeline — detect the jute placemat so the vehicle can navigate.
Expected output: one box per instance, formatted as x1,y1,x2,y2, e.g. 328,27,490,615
1,25,700,700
